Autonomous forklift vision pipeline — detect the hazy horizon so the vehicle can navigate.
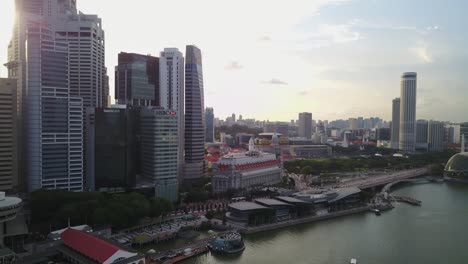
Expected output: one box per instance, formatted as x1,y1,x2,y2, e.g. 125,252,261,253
1,0,467,122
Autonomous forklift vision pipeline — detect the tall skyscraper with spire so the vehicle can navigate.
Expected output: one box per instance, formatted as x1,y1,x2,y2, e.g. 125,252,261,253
184,45,205,181
399,72,417,153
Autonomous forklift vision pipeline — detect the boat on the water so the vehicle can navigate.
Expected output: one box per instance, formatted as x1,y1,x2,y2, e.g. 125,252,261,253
370,208,381,216
147,246,208,264
207,232,245,254
350,258,357,264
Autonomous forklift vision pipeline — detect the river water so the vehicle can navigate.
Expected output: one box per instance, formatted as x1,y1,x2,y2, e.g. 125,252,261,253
184,182,468,264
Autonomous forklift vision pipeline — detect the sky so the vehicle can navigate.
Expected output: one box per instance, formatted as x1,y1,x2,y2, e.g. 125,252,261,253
0,0,467,122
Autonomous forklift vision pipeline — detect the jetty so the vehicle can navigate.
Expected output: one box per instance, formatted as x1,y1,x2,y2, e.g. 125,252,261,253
392,195,422,206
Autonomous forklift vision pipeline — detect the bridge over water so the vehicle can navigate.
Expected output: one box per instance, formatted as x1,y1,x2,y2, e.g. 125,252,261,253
340,167,430,189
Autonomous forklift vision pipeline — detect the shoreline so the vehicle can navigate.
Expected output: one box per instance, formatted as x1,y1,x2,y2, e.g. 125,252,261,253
237,203,393,235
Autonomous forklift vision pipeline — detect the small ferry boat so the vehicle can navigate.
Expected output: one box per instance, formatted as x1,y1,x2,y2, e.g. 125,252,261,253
370,208,381,216
207,232,245,254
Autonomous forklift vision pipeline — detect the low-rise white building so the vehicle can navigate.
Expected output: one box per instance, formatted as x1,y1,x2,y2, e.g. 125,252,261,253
212,139,282,193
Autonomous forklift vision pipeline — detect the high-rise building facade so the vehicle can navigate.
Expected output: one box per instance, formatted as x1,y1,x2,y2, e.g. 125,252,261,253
140,108,179,202
85,107,138,191
446,124,461,144
24,27,84,192
391,98,400,149
159,48,184,179
428,121,444,152
54,11,108,109
298,112,312,139
0,79,17,191
205,107,215,143
6,0,105,192
115,52,159,106
184,45,205,181
415,119,429,151
348,118,359,130
376,128,391,141
399,72,417,152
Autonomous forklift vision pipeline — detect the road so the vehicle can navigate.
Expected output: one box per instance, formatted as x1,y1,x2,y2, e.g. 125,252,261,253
290,167,430,192
341,167,429,189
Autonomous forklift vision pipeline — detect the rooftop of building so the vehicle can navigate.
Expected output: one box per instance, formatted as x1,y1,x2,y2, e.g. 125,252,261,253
61,228,137,263
228,201,269,211
275,196,312,204
255,198,292,207
293,187,361,203
0,192,22,209
259,133,284,137
219,151,276,160
328,187,361,203
49,224,93,238
291,145,330,148
402,72,417,77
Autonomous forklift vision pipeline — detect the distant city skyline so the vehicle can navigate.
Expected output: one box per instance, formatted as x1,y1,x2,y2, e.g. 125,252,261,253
1,0,467,122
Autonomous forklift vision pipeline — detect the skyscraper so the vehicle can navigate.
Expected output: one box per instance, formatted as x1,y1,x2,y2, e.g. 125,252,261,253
357,117,364,129
24,26,84,192
399,72,417,152
428,121,444,152
159,48,184,179
140,108,179,202
416,119,429,151
85,107,139,191
115,52,159,106
348,118,359,130
391,98,400,149
5,0,106,192
0,79,17,191
54,11,108,109
298,112,312,139
184,45,205,181
205,107,215,143
446,124,461,144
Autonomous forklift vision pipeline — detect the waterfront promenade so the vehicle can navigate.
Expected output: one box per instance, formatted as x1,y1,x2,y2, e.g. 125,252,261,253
234,204,392,235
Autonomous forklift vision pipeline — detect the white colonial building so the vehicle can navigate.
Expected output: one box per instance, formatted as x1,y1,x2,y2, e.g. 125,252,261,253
212,139,282,193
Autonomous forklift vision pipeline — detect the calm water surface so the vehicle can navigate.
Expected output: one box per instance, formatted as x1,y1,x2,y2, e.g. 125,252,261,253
183,182,468,264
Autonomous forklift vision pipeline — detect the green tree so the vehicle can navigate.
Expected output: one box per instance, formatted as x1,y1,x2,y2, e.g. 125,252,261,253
300,166,313,175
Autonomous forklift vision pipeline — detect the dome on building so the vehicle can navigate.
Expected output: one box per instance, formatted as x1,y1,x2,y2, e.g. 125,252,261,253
444,152,468,181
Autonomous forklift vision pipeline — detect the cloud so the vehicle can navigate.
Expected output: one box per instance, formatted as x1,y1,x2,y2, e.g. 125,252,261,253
264,78,288,85
426,25,441,31
412,45,433,64
307,22,362,47
349,19,428,34
258,35,271,41
225,61,243,70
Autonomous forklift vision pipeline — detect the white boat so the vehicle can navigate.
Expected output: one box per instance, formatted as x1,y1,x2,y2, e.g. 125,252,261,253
350,258,357,264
